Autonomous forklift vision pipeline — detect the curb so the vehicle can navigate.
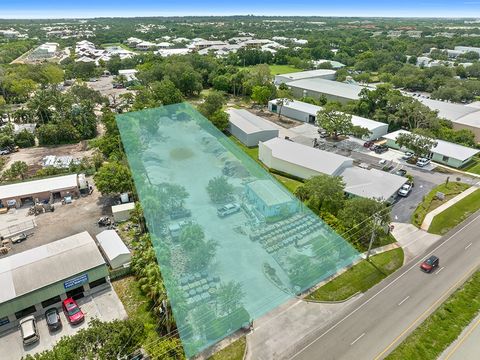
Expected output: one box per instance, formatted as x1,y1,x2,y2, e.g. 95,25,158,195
304,291,361,304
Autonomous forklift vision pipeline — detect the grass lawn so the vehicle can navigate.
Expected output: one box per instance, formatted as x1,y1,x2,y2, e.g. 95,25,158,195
428,188,480,235
463,156,480,175
268,65,302,75
208,337,246,360
411,182,470,227
386,270,480,360
307,248,404,302
273,174,304,193
227,135,259,160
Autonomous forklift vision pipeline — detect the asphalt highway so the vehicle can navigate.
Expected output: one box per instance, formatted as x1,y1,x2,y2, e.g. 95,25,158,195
287,211,480,360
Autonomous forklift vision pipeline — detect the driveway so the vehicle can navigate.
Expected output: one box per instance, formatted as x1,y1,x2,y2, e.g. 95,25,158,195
0,287,127,360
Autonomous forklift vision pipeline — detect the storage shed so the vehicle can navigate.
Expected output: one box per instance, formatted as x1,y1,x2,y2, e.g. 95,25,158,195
112,202,135,223
96,230,132,270
227,109,279,147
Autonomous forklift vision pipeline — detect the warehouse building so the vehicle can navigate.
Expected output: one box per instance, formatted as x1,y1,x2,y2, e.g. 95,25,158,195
274,69,336,85
259,138,406,202
268,99,389,140
419,98,480,142
285,78,367,103
0,174,80,208
96,230,132,270
227,109,279,147
383,130,480,168
0,232,109,331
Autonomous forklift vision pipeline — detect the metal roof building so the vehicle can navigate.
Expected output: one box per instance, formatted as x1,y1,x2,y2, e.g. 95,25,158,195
96,230,131,270
286,78,367,103
0,232,108,330
383,129,480,168
227,109,279,147
274,69,336,85
259,138,405,202
268,99,388,140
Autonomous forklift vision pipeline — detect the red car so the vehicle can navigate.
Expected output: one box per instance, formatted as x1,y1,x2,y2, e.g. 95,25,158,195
62,298,85,324
420,255,439,273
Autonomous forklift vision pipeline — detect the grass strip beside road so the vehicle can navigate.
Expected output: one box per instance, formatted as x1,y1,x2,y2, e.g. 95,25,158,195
307,248,404,302
208,337,246,360
411,182,470,227
429,188,480,235
386,270,480,360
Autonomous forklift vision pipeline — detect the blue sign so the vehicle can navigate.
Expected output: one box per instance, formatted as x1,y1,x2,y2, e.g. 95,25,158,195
0,317,10,326
64,273,89,290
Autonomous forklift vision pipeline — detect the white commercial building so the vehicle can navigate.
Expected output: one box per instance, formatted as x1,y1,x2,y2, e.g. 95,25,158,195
96,230,132,270
227,109,279,147
274,69,336,85
285,78,367,103
267,99,388,140
259,138,406,202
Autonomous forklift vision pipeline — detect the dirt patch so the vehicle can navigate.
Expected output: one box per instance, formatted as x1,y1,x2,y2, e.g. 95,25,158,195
2,142,94,171
2,177,115,256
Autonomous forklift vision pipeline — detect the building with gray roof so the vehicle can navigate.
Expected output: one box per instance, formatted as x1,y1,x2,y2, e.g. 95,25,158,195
274,69,336,85
0,231,108,331
227,109,279,147
285,78,368,103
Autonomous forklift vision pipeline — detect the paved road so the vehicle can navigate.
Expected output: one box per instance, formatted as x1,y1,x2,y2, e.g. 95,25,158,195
284,211,480,360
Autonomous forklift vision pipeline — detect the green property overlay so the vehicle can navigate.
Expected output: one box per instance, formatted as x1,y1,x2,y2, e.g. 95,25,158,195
116,103,360,357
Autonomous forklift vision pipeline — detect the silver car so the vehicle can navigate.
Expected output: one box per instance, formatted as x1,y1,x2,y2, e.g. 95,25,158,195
19,316,39,346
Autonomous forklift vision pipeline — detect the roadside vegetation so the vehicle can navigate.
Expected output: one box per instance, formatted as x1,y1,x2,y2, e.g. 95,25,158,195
463,156,480,175
307,248,404,302
411,182,470,227
429,188,480,234
386,270,480,360
208,337,246,360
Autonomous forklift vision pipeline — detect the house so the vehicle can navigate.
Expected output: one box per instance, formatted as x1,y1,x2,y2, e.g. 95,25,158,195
96,230,132,270
259,138,406,202
244,179,298,218
227,109,279,147
312,59,346,69
267,99,389,140
136,41,157,51
383,129,480,168
155,48,191,57
285,78,368,103
274,69,336,85
0,232,108,331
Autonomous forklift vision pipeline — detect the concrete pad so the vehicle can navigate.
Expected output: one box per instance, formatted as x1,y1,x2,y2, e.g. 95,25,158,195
0,286,127,360
391,222,441,262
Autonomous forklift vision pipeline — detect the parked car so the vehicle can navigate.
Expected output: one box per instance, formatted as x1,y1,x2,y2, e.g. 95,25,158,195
45,308,62,331
11,232,27,244
375,145,388,154
369,144,379,151
318,130,328,138
397,183,413,197
62,298,85,325
112,83,125,89
395,169,407,177
363,140,374,148
217,203,241,218
416,157,431,167
19,316,40,346
402,151,414,160
0,148,11,155
420,255,439,273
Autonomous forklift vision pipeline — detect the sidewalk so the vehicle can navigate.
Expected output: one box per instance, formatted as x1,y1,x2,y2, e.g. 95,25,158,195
421,185,479,230
391,222,441,262
438,312,480,360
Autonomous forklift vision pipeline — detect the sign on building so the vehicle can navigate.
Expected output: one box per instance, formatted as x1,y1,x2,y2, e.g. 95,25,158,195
64,273,89,289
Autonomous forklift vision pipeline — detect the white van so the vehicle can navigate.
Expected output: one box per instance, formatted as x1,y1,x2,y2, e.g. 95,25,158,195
19,316,40,346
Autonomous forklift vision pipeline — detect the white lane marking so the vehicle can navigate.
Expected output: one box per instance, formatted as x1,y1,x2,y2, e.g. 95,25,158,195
350,332,366,346
465,243,473,250
398,296,410,306
436,266,445,275
290,212,480,359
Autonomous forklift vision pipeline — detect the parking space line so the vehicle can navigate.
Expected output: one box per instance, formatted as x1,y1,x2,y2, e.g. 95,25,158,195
465,243,472,250
350,332,366,346
398,296,410,306
436,266,445,274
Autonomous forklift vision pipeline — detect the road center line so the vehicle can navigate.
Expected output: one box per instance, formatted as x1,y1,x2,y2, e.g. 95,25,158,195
398,296,410,306
350,332,365,346
465,243,473,250
289,212,480,360
436,266,445,274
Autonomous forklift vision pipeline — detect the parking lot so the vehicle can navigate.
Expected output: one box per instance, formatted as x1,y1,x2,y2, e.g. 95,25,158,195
0,178,114,257
0,287,127,360
86,76,134,99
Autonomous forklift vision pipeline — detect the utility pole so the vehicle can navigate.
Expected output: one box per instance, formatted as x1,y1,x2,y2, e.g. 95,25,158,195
366,215,379,261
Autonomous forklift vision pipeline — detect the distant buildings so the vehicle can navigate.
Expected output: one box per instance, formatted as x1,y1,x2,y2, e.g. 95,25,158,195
274,69,336,85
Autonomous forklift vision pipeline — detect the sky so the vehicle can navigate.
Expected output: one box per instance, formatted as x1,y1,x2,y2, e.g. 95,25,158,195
1,0,480,19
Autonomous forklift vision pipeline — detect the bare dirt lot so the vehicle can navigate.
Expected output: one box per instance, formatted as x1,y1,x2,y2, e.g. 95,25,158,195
86,76,134,99
1,142,94,175
1,178,115,256
248,107,303,129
